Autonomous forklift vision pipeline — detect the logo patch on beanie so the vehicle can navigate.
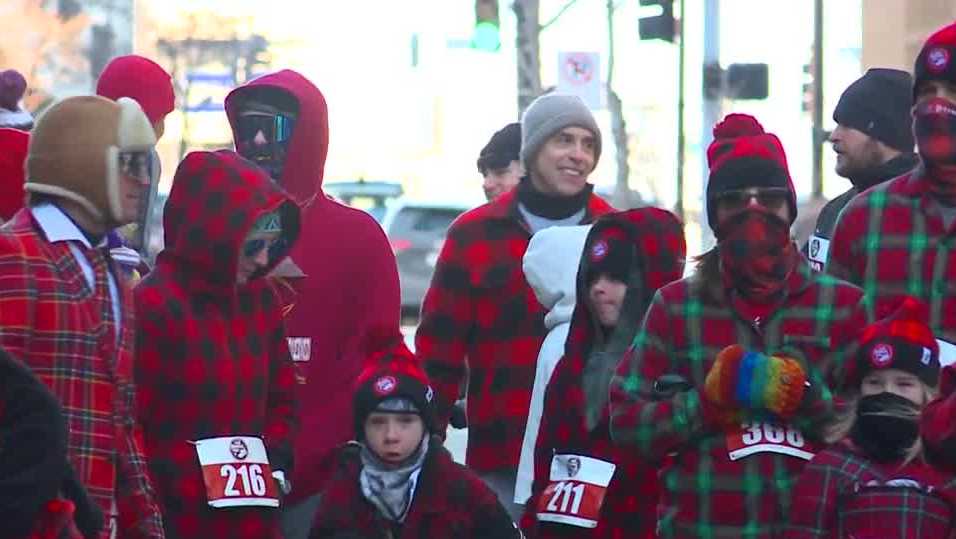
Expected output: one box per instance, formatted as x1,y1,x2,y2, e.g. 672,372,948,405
922,347,932,366
871,343,894,368
590,240,609,262
927,47,951,74
374,376,397,396
425,385,434,402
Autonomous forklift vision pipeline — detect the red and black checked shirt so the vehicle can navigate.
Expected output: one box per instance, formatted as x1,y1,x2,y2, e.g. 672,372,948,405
782,442,956,539
135,150,299,539
610,257,869,538
416,189,613,473
828,167,956,344
0,208,163,539
923,364,956,472
311,441,521,538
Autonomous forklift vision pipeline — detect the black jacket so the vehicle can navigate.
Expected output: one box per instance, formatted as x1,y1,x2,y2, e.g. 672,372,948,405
802,152,918,269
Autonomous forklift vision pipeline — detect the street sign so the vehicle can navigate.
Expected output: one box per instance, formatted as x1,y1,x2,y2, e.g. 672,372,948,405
557,52,602,110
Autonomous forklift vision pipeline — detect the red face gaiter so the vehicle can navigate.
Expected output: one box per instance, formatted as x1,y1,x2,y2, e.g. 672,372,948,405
914,97,956,203
717,209,797,304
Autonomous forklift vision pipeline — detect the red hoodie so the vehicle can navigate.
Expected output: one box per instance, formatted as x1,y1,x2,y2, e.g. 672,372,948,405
225,70,403,503
0,127,28,221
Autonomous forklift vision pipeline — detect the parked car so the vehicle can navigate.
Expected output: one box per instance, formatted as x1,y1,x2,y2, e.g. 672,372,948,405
381,199,472,318
325,180,403,223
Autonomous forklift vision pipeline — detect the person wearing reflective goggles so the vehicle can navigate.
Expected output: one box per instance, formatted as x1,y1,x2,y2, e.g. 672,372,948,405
226,71,406,539
610,113,869,538
0,95,164,538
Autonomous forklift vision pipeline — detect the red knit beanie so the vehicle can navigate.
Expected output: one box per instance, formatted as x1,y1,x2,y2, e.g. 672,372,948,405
353,341,436,438
705,113,796,229
96,55,175,125
0,128,28,221
913,22,956,102
847,297,940,389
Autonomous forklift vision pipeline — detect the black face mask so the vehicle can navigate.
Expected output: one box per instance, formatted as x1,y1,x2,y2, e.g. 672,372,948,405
850,392,920,463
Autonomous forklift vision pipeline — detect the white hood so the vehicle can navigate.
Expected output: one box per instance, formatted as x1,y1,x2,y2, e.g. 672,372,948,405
522,225,592,331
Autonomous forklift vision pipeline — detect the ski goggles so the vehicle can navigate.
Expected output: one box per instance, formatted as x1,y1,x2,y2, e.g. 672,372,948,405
236,113,296,144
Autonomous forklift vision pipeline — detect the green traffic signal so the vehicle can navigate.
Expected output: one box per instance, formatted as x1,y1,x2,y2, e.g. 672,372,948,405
472,21,500,52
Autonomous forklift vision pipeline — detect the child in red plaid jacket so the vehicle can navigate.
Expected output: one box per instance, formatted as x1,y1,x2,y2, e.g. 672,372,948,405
784,297,956,538
310,344,521,539
520,208,685,539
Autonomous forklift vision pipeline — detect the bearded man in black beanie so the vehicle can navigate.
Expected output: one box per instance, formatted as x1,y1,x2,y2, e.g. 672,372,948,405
417,93,613,520
804,68,918,271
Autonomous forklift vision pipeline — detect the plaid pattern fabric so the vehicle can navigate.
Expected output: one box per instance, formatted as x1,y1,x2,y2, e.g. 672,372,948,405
781,444,956,538
135,151,299,538
0,209,163,539
312,441,521,538
923,365,956,472
521,208,685,539
609,256,868,538
827,168,956,344
416,189,612,473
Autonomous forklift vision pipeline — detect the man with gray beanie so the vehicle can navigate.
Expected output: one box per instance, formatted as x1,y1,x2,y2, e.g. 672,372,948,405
416,93,613,519
803,68,918,270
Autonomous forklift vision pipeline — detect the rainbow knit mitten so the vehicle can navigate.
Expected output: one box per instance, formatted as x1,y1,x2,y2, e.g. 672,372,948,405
705,345,807,420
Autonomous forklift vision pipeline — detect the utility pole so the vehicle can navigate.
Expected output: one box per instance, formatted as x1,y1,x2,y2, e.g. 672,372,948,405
675,0,686,220
513,0,542,113
701,0,720,249
812,0,825,199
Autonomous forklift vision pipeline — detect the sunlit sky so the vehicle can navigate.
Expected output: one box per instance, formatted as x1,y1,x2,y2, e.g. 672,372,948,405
142,0,864,234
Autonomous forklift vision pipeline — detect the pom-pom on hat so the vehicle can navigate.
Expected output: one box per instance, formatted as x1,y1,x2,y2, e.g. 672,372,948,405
353,341,437,439
847,297,940,389
913,22,956,103
705,113,796,230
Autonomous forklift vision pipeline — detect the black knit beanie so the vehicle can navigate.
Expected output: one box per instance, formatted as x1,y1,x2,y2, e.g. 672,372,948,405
833,68,915,152
477,122,521,174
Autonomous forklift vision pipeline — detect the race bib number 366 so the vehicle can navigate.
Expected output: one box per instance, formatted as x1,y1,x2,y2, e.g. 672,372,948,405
536,454,616,528
726,421,815,461
195,436,279,508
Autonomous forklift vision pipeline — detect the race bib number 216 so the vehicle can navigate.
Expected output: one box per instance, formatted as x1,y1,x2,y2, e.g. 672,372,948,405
194,436,279,508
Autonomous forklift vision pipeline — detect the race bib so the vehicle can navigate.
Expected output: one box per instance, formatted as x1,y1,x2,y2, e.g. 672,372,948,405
194,436,279,508
726,421,815,461
807,235,830,272
536,454,616,528
937,339,956,367
287,337,312,385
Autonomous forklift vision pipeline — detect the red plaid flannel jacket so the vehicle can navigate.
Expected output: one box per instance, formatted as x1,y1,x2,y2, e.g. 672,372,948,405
782,442,956,538
828,167,956,344
135,150,298,539
923,365,956,472
521,208,686,539
416,188,613,473
0,208,163,539
610,257,869,538
311,439,521,539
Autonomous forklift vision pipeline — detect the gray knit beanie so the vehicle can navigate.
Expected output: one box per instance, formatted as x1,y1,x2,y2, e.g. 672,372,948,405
520,94,602,171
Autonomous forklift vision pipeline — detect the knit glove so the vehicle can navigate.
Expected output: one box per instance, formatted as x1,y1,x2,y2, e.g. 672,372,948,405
704,345,807,421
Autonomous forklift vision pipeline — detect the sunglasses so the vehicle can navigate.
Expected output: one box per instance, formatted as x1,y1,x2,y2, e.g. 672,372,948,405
241,236,281,258
714,187,790,211
236,113,296,144
118,150,152,183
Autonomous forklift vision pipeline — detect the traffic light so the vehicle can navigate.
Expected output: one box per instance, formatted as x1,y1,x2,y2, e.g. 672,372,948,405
638,0,675,43
473,0,500,52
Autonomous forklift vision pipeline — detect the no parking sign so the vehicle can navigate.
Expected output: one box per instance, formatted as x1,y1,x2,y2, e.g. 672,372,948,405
557,52,602,109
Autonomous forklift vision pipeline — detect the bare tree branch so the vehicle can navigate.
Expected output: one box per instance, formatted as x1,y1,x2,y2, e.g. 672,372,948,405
541,0,579,31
